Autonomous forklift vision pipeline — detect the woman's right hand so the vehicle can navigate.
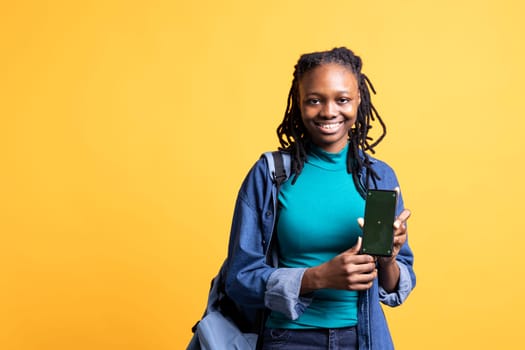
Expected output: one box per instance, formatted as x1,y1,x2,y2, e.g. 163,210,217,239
300,237,377,293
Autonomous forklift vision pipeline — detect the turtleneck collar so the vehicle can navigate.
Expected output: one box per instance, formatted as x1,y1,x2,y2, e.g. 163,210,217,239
307,142,349,171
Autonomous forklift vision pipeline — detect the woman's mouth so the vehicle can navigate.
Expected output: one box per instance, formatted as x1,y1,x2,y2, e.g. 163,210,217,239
315,121,344,131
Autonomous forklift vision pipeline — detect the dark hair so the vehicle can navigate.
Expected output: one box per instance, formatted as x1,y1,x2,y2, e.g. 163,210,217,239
276,47,386,194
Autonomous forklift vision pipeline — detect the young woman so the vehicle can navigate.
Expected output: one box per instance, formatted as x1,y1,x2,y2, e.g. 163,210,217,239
224,47,415,350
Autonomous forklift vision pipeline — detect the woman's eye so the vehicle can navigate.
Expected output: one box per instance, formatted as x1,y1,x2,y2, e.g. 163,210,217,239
338,98,350,104
307,99,320,105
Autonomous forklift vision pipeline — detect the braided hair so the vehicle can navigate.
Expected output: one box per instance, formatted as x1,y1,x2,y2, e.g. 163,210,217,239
276,47,387,195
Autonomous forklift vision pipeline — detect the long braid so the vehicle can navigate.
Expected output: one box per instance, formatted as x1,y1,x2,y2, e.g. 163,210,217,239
276,47,387,194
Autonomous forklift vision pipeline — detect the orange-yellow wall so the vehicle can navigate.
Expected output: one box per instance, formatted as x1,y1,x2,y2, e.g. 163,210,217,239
1,1,524,349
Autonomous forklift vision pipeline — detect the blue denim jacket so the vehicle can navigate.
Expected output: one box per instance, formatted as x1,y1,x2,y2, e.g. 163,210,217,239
224,151,416,350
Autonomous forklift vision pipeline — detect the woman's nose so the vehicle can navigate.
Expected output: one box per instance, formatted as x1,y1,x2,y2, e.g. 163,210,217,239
320,101,338,118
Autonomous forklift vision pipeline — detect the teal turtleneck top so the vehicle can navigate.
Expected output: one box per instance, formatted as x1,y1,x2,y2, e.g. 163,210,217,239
267,143,365,329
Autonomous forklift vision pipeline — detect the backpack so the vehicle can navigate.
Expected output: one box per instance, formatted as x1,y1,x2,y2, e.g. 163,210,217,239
187,151,290,350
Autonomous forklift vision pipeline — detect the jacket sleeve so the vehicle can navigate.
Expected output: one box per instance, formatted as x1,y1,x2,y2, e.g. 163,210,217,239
265,268,313,319
224,157,311,319
378,244,415,307
372,159,416,307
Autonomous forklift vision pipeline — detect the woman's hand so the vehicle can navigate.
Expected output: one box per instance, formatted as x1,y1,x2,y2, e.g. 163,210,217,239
358,208,410,292
301,237,377,293
378,208,411,266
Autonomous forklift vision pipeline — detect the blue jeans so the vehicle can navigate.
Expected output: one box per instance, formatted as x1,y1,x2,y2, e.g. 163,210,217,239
261,326,357,350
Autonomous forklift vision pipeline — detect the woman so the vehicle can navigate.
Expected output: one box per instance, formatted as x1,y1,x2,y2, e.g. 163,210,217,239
224,47,415,349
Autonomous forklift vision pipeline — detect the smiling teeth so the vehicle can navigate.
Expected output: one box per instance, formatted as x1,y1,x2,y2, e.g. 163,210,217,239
319,122,341,129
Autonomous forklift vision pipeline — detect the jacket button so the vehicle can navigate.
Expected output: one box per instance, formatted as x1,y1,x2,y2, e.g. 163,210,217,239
265,211,272,217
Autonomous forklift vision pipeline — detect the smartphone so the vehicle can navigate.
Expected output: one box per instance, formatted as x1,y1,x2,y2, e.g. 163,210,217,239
361,189,398,257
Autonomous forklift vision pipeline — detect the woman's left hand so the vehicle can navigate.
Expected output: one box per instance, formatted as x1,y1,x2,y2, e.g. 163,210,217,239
357,202,411,292
357,208,411,265
378,208,411,265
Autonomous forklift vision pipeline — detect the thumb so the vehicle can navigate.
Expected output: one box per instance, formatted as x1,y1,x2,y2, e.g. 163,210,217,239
347,236,362,255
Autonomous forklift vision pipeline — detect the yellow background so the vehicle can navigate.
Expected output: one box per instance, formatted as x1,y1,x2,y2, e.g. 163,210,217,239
1,0,524,349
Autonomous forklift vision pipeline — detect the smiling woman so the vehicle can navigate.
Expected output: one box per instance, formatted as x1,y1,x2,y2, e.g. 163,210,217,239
193,47,416,350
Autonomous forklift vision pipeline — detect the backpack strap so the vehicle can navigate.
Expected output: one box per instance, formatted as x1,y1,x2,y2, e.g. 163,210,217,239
262,150,290,264
263,151,291,190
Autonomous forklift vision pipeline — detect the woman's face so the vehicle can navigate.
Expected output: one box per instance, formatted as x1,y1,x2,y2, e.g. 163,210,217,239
298,63,361,153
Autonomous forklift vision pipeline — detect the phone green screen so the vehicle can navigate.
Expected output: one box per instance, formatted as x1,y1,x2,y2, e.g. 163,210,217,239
361,189,397,256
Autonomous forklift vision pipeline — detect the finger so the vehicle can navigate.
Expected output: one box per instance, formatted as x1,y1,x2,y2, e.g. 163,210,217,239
349,282,375,291
342,236,363,255
350,262,377,274
394,209,411,229
348,236,362,254
345,255,376,265
357,217,364,228
392,233,406,247
347,270,377,290
349,273,377,286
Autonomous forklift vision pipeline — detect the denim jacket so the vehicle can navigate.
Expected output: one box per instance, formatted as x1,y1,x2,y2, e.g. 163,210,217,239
224,151,416,350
